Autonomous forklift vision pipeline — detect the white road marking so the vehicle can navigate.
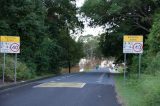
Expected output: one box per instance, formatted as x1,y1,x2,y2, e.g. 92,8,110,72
34,82,86,88
98,95,102,98
50,81,55,82
97,73,105,83
80,83,86,88
61,74,75,79
61,77,66,79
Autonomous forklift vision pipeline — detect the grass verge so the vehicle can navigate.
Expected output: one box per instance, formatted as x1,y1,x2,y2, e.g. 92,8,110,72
114,74,160,106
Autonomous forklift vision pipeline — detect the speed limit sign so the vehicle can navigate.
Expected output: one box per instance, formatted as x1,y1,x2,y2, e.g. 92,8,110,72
0,36,20,84
133,43,143,53
0,36,20,53
10,43,20,52
123,35,143,54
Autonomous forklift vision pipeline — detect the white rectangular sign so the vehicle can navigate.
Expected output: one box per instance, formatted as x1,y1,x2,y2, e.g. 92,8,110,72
0,36,20,53
123,35,143,54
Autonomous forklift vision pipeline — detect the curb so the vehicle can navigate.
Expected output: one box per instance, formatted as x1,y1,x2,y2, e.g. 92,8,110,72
0,74,58,93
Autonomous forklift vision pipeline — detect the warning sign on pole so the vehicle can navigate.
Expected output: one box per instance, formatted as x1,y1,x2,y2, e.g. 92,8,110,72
123,35,143,54
0,36,20,53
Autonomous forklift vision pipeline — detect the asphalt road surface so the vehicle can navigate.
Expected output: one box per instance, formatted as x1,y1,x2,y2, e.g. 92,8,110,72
0,68,121,106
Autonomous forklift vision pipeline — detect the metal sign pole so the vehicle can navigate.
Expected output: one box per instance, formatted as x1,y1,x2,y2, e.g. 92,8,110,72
138,54,142,78
0,36,20,84
124,53,127,81
2,53,6,83
14,53,17,83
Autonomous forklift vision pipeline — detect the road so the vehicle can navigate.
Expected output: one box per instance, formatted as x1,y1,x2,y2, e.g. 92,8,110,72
0,68,121,106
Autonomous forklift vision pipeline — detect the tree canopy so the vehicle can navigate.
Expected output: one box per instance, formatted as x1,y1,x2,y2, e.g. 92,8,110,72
0,0,84,78
81,0,160,61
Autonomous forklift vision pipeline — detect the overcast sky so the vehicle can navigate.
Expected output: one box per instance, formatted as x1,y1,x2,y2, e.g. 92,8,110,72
75,0,104,37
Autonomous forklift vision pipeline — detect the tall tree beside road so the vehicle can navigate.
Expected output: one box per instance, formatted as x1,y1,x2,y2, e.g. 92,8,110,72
0,0,47,72
0,0,84,80
81,0,160,60
45,0,84,72
81,1,160,105
79,35,102,59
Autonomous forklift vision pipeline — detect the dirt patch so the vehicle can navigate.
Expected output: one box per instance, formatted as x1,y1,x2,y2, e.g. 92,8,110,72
61,66,80,74
0,80,12,87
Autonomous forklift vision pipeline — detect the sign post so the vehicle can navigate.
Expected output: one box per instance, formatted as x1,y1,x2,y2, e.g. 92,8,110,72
123,35,143,80
0,36,20,83
138,54,142,78
2,53,6,83
124,53,126,82
14,53,17,83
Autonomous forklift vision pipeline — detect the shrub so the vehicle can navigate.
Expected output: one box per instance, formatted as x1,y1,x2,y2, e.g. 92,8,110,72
142,75,160,106
0,55,35,81
146,52,160,75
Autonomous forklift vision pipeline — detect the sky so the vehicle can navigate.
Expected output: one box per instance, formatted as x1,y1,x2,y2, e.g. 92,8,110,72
75,0,104,37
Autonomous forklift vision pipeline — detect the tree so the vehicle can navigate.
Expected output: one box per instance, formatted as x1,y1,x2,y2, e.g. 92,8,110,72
44,0,84,73
81,0,160,61
0,0,46,71
79,35,102,59
0,0,84,78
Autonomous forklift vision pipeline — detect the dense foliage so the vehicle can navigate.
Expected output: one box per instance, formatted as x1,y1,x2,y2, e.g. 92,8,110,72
0,0,84,80
81,0,160,73
78,35,102,59
82,0,160,105
115,75,160,106
81,0,158,57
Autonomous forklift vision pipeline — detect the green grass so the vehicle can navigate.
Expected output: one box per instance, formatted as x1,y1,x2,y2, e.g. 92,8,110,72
114,74,160,106
32,74,55,80
116,66,124,73
115,76,144,106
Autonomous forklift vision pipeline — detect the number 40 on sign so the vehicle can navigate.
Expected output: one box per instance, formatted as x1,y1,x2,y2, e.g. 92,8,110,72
0,36,20,53
123,35,143,54
0,36,20,83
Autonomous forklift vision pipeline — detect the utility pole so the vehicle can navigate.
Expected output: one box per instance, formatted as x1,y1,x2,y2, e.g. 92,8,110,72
68,59,71,73
65,20,71,74
67,37,71,73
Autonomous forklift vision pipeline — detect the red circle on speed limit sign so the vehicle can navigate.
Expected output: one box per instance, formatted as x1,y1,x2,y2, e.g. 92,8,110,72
10,43,20,52
133,43,143,52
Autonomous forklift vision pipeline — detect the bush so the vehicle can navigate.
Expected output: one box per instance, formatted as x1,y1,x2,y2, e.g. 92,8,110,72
115,74,160,106
141,75,160,106
145,52,160,75
35,37,62,74
0,55,35,81
144,89,160,106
